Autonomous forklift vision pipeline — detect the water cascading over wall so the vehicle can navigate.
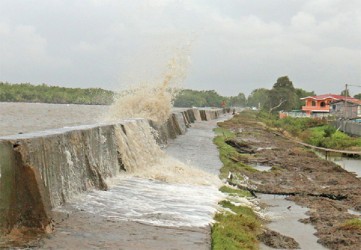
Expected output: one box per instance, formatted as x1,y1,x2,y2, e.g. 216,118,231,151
0,108,226,235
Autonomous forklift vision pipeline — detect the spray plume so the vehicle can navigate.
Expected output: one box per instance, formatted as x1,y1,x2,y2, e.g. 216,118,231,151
106,48,190,125
104,46,221,186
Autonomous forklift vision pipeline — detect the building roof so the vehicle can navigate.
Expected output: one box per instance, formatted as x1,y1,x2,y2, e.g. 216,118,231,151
300,94,348,101
331,98,361,105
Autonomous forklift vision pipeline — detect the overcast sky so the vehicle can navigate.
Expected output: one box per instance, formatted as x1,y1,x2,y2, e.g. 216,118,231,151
0,0,360,96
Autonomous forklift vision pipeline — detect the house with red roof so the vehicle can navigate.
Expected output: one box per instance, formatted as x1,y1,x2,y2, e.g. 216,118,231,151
301,94,361,118
301,94,347,116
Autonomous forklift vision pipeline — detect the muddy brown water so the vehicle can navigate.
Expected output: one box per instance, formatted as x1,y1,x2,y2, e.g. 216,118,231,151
0,102,109,136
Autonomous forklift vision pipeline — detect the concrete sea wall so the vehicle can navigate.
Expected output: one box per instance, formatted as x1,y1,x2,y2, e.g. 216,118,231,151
0,108,226,234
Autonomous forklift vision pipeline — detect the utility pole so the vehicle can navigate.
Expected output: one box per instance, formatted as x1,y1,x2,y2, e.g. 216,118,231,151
344,84,361,119
344,84,348,119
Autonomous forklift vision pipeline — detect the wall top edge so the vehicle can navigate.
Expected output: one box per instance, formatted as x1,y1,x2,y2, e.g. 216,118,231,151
0,108,222,141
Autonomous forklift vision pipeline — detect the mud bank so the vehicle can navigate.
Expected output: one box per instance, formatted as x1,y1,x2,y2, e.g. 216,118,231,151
0,108,226,237
219,112,361,250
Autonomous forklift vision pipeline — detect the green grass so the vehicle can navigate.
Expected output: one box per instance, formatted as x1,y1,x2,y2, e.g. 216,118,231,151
256,110,361,150
338,218,361,231
213,125,258,180
301,125,361,149
219,185,252,197
214,127,236,138
212,118,262,250
212,200,261,250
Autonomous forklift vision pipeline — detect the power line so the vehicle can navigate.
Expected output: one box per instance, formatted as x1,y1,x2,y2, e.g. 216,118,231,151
347,84,361,88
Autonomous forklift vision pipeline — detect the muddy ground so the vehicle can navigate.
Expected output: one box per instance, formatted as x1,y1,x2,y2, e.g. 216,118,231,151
0,210,210,249
220,112,361,250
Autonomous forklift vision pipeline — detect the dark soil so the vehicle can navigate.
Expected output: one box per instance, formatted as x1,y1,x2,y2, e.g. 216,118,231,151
219,112,361,250
258,229,300,249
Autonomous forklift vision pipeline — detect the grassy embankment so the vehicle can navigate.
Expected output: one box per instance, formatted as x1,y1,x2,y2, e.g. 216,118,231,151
258,112,361,151
211,116,262,250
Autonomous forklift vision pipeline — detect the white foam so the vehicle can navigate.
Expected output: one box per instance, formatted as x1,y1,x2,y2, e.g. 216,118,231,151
68,176,224,227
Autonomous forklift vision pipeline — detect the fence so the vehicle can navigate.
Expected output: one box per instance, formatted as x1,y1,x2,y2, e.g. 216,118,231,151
333,120,361,137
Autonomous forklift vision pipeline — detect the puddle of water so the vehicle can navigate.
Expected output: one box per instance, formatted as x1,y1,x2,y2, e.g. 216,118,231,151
315,151,361,177
258,194,327,250
256,147,273,151
330,157,361,178
348,209,361,216
253,164,272,172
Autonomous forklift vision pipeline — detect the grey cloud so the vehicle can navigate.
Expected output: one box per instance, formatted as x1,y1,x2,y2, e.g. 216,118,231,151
0,0,360,97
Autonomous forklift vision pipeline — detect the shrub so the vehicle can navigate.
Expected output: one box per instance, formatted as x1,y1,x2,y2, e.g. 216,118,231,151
324,125,336,137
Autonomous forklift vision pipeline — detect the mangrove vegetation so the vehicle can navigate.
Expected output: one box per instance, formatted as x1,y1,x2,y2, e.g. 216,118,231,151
0,82,114,105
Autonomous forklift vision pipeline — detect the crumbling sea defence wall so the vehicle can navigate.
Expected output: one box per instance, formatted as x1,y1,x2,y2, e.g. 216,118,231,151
0,108,227,235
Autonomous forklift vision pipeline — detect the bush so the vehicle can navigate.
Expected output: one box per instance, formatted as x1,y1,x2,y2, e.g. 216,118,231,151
324,125,336,137
260,114,361,150
268,117,327,137
302,126,361,149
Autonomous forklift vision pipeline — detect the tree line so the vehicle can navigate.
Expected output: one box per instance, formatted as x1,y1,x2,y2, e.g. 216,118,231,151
1,80,360,111
0,82,114,105
173,89,246,108
0,82,247,107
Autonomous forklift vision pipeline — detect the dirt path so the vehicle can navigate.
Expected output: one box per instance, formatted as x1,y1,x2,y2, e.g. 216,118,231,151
220,112,361,250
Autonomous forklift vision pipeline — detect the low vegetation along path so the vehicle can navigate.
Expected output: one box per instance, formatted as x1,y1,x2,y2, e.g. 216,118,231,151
217,111,361,250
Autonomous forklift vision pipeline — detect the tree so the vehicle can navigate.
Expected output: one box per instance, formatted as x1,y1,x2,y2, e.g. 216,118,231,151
341,89,351,97
295,88,315,109
202,90,222,107
173,90,207,107
354,93,361,100
173,89,246,108
228,92,246,107
267,76,298,113
247,88,270,109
